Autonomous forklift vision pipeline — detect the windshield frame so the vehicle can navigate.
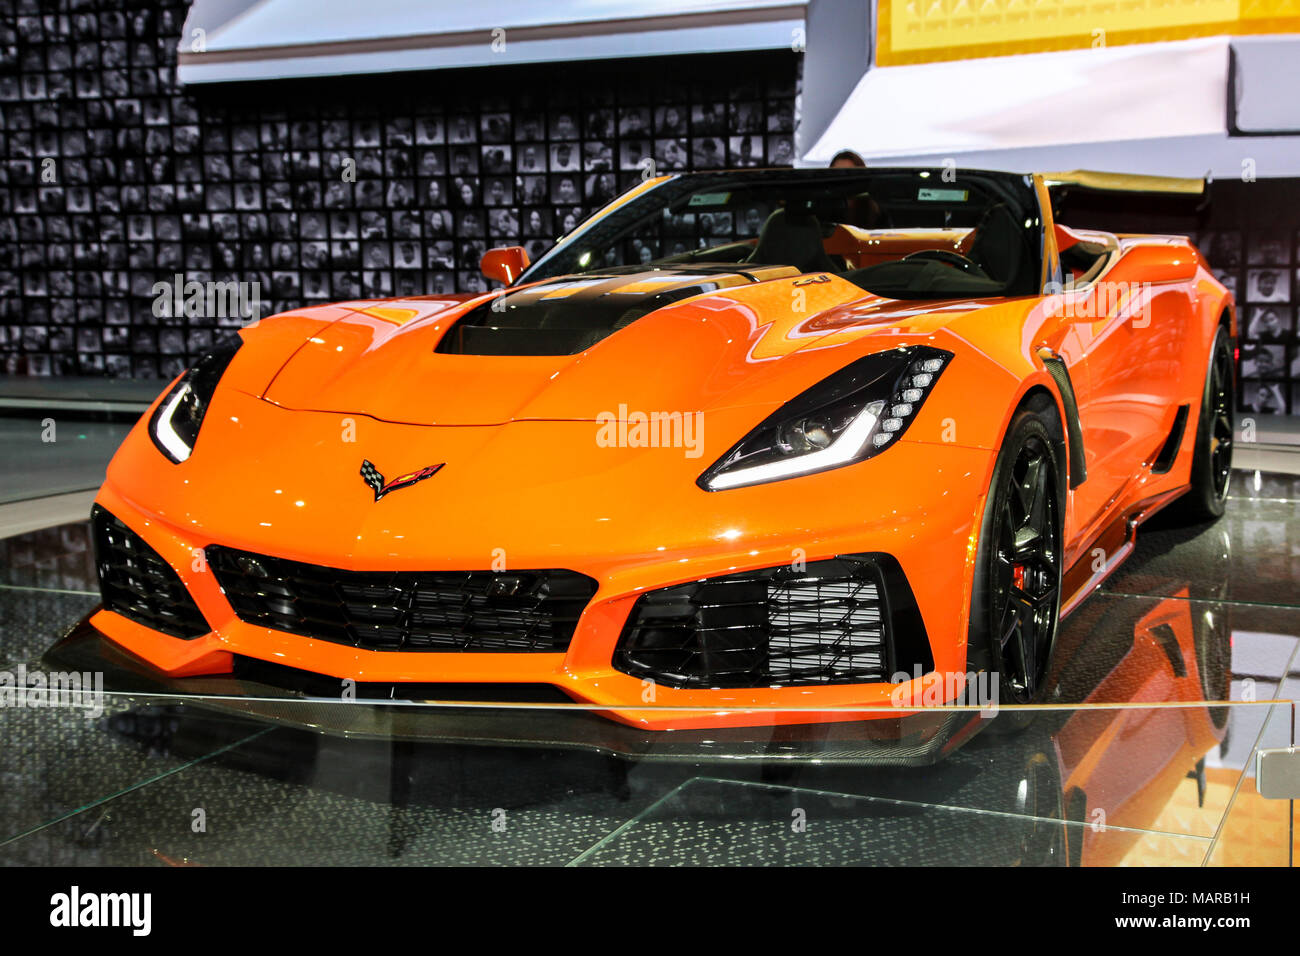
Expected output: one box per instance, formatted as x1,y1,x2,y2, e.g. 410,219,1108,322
514,166,1047,296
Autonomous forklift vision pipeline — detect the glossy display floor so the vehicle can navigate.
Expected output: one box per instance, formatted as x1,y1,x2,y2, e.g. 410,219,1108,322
1,468,1297,866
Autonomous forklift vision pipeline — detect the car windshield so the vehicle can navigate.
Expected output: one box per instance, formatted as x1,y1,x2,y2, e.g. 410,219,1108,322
517,168,1044,300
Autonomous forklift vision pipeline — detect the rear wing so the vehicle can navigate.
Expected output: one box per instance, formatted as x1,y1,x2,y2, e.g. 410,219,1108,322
1040,170,1210,237
1041,170,1206,196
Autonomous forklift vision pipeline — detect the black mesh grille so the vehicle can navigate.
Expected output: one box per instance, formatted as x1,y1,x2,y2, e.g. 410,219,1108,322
92,506,211,639
207,546,597,653
615,555,929,688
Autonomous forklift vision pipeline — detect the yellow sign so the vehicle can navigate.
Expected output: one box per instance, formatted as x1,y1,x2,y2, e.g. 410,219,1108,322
878,0,1300,65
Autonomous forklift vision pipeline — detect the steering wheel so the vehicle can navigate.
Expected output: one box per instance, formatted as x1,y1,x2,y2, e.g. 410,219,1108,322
902,249,987,276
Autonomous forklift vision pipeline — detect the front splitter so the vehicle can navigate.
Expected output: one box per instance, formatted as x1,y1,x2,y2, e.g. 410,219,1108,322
44,613,984,766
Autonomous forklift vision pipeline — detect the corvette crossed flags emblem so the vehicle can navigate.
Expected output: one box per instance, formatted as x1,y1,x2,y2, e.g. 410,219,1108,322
359,459,444,502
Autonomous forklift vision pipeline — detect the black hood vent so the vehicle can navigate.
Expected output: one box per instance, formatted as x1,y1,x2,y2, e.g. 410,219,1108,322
436,265,755,356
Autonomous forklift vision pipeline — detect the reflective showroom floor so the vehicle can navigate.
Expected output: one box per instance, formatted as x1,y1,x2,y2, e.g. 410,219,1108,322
0,414,1296,865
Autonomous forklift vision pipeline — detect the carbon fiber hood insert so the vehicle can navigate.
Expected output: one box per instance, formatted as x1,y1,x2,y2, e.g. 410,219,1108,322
435,265,768,356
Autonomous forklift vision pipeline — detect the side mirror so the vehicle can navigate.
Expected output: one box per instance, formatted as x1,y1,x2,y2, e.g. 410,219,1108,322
480,245,530,286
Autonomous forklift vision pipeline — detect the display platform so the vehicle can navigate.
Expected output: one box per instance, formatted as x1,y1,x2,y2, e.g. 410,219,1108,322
1,469,1297,866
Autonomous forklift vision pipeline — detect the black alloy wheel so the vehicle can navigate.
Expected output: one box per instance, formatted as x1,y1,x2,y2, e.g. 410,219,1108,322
1207,337,1234,502
1171,324,1235,523
989,434,1063,704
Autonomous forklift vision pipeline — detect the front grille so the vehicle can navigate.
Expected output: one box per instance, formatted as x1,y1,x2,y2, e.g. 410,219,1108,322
614,554,931,688
92,506,211,639
207,546,597,653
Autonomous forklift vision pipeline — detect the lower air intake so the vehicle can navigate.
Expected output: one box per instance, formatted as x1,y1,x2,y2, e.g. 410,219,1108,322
92,505,211,639
614,554,931,688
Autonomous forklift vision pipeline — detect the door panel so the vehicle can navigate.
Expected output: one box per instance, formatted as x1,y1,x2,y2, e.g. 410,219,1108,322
1069,280,1194,544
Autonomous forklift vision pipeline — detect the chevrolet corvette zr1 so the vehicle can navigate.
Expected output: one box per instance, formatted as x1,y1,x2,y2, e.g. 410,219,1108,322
67,167,1235,738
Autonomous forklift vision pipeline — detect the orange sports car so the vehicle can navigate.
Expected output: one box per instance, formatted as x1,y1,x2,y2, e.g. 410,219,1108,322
72,167,1235,744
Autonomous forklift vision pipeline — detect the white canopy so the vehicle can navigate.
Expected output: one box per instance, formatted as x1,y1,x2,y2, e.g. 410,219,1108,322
803,35,1300,178
178,0,805,83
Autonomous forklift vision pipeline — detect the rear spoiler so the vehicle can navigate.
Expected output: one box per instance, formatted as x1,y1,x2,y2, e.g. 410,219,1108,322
1041,170,1206,196
1042,170,1210,230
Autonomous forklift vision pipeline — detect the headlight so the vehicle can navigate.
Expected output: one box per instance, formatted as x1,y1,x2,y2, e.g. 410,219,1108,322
149,335,243,463
698,346,952,491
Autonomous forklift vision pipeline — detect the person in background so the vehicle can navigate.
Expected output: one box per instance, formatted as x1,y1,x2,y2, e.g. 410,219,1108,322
828,149,877,230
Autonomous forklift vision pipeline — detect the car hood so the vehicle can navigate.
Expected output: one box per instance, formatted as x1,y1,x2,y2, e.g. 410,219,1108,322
254,267,997,426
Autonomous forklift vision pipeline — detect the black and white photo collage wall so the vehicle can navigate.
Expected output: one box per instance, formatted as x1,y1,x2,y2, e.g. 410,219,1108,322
1196,183,1300,417
5,2,1300,420
0,0,799,379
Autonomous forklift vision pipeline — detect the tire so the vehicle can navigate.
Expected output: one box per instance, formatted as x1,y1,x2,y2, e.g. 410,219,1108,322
1168,324,1234,524
968,400,1066,731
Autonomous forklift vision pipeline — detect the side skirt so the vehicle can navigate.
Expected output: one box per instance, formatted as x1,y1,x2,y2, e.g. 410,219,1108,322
1059,484,1189,618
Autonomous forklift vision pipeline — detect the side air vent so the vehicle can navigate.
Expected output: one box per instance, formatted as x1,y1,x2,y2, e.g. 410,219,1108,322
1150,404,1190,474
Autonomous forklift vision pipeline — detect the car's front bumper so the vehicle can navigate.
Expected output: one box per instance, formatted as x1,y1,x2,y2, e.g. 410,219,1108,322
88,394,998,732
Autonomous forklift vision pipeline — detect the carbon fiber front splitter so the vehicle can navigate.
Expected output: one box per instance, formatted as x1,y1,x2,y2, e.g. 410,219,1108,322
44,612,985,767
